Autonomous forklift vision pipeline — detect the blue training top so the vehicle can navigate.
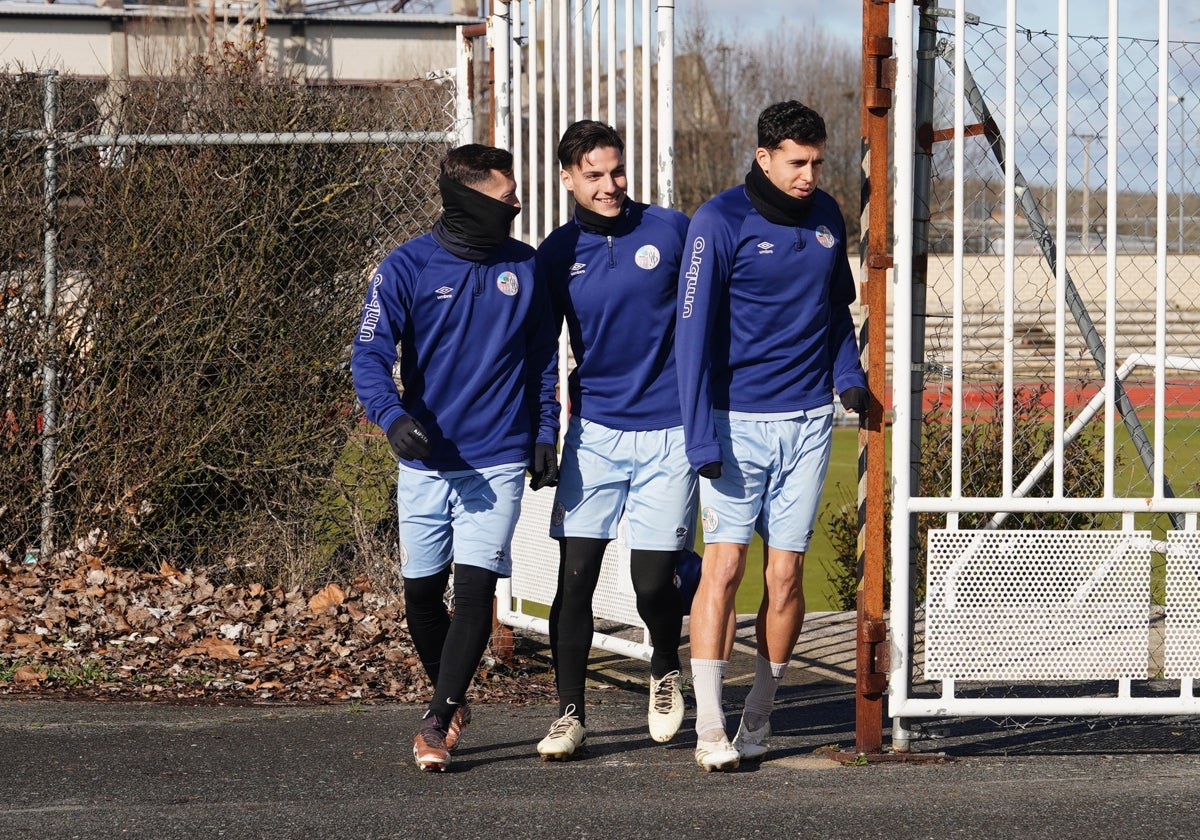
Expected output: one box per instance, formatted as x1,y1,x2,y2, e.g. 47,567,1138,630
538,201,691,431
350,232,559,471
674,184,867,470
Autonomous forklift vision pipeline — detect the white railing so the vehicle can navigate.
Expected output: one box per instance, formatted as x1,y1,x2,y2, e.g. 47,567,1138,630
889,0,1200,748
491,0,675,660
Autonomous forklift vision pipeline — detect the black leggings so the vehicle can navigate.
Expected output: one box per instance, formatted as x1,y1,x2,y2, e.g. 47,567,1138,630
404,563,499,728
549,537,683,722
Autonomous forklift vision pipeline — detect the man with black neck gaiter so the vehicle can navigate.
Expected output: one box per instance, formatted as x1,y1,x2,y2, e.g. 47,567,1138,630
533,120,696,761
351,144,560,772
675,101,869,771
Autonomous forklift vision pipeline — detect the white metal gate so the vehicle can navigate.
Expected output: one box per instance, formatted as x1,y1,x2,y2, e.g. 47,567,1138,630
890,0,1200,743
487,0,676,660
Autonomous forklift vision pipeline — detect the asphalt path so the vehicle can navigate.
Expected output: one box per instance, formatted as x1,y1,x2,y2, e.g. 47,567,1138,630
3,681,1199,840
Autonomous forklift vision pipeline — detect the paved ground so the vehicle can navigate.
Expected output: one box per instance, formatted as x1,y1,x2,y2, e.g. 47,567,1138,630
3,614,1200,839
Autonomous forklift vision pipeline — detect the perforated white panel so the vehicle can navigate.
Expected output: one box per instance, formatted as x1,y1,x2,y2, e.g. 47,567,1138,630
925,530,1152,680
509,490,642,626
1165,531,1200,678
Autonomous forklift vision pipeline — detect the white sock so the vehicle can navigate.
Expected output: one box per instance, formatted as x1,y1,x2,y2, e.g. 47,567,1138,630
742,654,788,731
691,658,728,741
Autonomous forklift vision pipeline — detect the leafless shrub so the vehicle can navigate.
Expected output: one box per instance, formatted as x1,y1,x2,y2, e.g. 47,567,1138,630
1,51,453,586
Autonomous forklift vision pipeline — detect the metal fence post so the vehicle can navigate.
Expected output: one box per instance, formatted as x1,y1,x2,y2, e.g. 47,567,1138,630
40,69,60,560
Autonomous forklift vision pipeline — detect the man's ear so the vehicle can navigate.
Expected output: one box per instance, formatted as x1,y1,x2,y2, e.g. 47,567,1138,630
754,146,771,172
559,168,574,190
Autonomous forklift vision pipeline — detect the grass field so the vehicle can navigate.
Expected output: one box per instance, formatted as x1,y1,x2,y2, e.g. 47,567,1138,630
345,413,1200,616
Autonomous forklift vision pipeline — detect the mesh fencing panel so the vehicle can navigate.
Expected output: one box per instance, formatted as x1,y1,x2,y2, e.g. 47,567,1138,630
902,19,1200,711
920,25,1200,498
1,68,459,587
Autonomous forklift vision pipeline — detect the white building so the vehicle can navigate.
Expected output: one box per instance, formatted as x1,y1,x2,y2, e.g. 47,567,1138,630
0,2,479,83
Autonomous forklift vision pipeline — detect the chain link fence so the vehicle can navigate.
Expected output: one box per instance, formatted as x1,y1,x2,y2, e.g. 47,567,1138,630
900,18,1200,713
1,60,461,587
919,22,1200,498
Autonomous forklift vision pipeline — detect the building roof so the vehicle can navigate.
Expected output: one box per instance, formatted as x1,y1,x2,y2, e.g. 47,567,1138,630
0,2,479,27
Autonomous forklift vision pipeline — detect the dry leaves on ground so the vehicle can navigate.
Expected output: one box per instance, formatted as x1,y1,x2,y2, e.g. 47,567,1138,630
0,552,555,704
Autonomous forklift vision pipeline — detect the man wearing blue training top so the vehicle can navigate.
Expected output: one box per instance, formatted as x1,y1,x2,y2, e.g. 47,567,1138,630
535,120,696,759
675,101,868,771
351,143,560,772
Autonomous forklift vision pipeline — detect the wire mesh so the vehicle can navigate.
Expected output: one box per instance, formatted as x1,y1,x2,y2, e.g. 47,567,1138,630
1,68,459,587
902,15,1200,713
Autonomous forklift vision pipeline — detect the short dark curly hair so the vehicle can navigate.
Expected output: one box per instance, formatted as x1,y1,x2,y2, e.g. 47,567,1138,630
756,101,827,149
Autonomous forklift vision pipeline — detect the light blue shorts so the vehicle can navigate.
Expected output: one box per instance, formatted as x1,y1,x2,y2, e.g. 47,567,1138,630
396,462,525,579
698,410,833,552
550,418,698,551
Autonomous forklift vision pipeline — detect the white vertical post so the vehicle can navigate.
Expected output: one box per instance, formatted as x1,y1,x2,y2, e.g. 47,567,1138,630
1157,3,1172,501
574,0,584,121
557,0,569,225
889,0,916,719
1053,4,1068,497
589,0,601,118
951,1,965,500
655,0,673,207
527,0,539,242
1103,3,1119,495
455,26,475,148
605,0,616,125
624,0,635,198
511,1,525,242
640,0,651,200
1002,0,1016,497
542,0,554,238
492,2,511,152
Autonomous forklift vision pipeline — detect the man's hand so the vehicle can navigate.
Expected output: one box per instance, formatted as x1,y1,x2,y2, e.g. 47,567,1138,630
697,461,722,480
386,415,432,461
529,442,559,490
839,386,869,415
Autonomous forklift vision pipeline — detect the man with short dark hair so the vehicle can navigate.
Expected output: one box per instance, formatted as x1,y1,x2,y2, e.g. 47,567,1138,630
534,120,696,759
676,101,868,771
351,143,560,772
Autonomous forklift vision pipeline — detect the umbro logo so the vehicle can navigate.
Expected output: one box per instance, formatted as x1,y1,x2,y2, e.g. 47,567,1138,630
570,262,587,276
757,241,774,255
435,285,454,299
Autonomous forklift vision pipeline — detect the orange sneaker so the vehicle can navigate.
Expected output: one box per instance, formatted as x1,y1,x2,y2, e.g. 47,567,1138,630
412,714,450,772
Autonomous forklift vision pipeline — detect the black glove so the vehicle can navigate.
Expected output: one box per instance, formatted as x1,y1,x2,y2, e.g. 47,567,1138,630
528,442,559,490
697,461,723,480
386,415,432,461
839,386,869,414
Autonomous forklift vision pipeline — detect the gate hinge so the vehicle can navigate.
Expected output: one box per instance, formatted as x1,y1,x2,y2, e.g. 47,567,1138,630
864,38,896,111
857,618,889,695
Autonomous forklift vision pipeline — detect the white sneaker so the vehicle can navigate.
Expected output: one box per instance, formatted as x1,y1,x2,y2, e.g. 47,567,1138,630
537,705,587,760
647,670,685,743
732,716,771,761
694,732,740,772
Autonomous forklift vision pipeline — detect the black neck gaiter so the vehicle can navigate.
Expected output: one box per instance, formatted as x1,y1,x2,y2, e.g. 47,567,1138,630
431,173,521,261
574,199,626,235
744,160,817,226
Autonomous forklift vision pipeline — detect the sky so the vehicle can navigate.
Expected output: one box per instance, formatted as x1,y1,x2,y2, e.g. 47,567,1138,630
421,1,1200,50
696,0,1200,46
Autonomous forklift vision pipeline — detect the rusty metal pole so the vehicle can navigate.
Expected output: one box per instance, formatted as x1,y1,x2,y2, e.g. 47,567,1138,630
853,0,894,756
